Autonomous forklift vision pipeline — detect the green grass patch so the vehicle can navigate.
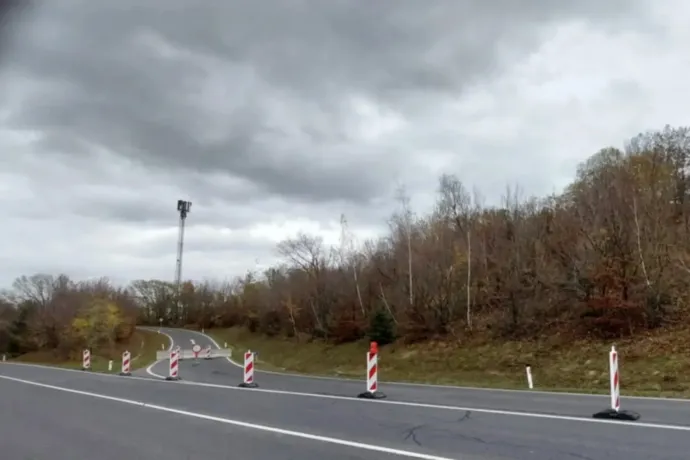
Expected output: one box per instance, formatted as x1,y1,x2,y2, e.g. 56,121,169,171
207,326,690,398
11,329,170,374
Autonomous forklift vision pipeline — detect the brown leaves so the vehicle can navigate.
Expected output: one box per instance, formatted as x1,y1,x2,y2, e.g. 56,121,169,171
6,125,690,351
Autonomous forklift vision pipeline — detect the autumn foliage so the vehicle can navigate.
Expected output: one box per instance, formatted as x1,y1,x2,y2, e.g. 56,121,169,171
134,126,690,345
4,125,690,355
0,275,138,358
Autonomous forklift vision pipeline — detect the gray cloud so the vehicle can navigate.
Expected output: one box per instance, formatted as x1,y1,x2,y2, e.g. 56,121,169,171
4,0,653,204
1,0,681,286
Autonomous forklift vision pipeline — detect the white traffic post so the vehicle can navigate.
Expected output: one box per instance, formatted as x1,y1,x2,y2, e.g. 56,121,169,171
525,365,534,389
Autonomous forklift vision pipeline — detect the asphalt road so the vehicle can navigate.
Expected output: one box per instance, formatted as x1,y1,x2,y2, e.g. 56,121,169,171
2,362,689,459
0,374,395,460
145,327,690,427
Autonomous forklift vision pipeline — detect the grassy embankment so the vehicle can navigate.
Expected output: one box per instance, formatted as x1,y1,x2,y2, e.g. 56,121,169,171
10,329,170,373
208,326,690,398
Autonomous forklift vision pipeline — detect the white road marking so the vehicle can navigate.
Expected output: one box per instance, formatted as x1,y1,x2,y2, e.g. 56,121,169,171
174,327,690,403
2,360,689,432
0,374,457,460
144,330,174,378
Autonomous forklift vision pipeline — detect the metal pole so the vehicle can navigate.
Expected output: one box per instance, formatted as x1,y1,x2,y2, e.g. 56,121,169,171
175,200,191,321
174,212,185,293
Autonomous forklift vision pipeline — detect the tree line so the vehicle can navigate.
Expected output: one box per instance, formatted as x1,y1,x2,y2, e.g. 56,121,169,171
0,275,138,357
3,125,690,355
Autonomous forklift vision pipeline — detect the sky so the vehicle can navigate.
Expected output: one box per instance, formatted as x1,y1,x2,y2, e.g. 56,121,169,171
0,0,688,287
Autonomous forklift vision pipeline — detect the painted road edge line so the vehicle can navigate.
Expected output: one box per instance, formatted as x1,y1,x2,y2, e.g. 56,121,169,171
2,361,690,432
0,374,457,460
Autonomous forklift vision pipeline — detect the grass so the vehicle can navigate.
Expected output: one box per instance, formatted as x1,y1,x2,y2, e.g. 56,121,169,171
10,329,170,374
207,325,690,398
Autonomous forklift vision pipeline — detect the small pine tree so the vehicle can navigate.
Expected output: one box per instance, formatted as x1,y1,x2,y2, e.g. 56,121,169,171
368,308,396,346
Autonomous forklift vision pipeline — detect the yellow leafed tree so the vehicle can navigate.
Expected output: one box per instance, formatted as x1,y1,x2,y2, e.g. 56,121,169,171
71,299,127,350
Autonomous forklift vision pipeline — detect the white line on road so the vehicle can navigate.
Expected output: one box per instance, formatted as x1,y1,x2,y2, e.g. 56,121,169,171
0,374,458,460
3,361,690,432
144,330,174,378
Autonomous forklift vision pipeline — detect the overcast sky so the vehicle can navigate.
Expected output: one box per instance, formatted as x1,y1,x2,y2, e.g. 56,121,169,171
0,1,687,287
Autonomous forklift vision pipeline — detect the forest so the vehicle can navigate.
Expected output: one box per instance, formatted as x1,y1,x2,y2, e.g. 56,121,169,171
2,125,690,358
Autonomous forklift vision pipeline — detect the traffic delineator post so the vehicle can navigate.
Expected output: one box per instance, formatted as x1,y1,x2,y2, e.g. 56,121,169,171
165,349,180,381
357,342,386,399
238,350,258,388
119,350,132,376
592,345,640,420
82,349,91,371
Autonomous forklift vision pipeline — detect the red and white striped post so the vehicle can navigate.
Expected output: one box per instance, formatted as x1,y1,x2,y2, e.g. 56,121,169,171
82,349,91,371
592,345,640,420
203,346,212,360
357,342,386,399
238,350,258,388
119,350,132,376
609,346,620,412
165,349,180,381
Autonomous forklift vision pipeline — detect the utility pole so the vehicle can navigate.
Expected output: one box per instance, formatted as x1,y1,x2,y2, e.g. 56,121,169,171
175,200,191,319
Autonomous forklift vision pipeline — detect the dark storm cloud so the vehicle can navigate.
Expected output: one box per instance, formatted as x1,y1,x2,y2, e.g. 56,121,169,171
3,0,652,207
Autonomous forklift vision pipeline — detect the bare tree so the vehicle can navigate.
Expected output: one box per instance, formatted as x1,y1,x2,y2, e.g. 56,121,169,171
436,174,474,329
395,185,414,307
340,214,365,316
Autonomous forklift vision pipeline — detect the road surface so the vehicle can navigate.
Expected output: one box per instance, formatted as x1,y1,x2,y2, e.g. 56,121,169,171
1,362,689,459
0,372,389,460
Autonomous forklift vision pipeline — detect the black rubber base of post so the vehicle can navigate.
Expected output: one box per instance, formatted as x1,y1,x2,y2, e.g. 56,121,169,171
357,391,387,399
592,408,640,421
165,376,181,381
119,372,132,376
239,382,259,388
81,368,90,371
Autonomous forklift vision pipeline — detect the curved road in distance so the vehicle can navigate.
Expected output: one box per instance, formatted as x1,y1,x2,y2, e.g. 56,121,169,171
143,327,690,427
1,362,688,460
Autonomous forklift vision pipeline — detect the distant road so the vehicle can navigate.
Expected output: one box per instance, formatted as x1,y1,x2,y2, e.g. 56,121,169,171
1,362,688,459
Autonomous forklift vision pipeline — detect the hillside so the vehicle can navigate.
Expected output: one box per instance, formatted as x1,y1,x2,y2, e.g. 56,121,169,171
4,125,690,392
207,325,690,396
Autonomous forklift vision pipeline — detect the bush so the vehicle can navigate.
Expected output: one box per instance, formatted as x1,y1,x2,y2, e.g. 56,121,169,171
368,309,396,346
